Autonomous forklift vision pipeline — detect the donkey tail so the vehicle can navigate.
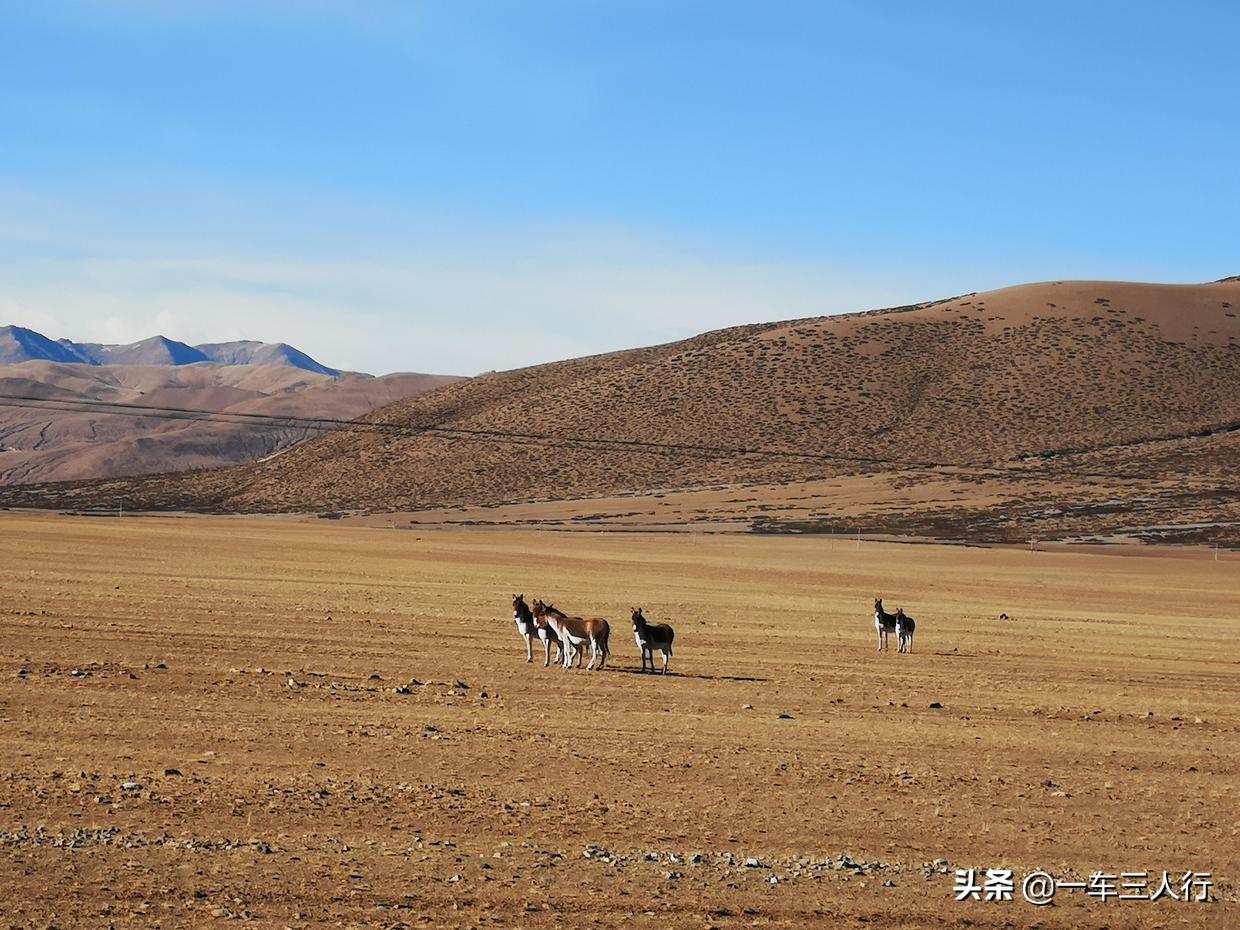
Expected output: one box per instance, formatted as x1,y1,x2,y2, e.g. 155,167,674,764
667,628,674,656
600,622,610,657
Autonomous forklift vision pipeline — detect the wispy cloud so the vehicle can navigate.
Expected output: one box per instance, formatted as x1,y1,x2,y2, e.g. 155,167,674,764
0,187,997,374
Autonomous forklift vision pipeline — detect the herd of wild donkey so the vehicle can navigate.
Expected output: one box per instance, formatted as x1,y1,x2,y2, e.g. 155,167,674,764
511,594,917,674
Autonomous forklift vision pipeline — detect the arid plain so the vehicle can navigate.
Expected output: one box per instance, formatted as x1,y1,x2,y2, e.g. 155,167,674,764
2,513,1237,928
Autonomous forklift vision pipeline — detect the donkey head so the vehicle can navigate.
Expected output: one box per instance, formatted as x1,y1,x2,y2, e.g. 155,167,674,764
874,597,884,612
631,607,646,631
531,599,548,627
512,593,527,619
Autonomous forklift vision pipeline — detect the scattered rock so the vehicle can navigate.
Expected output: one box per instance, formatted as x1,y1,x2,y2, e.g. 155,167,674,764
163,768,182,777
929,702,943,709
777,713,794,720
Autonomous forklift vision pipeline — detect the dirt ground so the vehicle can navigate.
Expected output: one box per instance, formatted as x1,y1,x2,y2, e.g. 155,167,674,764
1,513,1237,929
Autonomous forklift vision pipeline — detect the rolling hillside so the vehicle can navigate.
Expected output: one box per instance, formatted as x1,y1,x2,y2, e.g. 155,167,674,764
0,363,460,484
3,279,1237,542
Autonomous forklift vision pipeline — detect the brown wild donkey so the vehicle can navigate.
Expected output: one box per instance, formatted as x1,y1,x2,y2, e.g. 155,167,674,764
532,599,610,670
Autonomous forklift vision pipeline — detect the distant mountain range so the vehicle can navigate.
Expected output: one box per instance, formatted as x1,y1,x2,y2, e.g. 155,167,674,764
0,325,339,375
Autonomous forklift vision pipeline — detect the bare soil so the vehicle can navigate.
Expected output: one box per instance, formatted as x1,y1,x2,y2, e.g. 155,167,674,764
1,513,1237,928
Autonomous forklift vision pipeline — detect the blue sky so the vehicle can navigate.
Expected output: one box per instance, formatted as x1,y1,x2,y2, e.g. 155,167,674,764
2,1,1237,374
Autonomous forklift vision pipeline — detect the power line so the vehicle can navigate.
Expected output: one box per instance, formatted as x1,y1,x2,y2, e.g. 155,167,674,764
0,391,911,467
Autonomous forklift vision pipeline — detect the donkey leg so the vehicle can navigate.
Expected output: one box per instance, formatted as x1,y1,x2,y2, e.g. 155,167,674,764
661,649,669,674
523,633,533,662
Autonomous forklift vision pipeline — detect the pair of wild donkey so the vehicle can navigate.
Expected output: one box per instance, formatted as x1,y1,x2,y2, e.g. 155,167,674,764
874,597,917,653
510,594,675,673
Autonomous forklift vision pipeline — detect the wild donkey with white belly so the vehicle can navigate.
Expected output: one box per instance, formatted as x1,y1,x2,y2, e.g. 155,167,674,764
512,593,578,667
894,607,916,653
532,599,611,670
631,607,674,674
874,597,916,653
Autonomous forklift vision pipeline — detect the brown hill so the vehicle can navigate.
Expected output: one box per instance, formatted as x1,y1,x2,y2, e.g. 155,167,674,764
0,363,460,484
2,279,1237,543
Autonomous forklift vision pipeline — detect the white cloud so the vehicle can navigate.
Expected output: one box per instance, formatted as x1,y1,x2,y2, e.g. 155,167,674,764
0,187,997,374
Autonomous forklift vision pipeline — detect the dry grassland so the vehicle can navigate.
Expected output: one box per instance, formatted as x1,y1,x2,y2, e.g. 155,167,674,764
1,513,1237,928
